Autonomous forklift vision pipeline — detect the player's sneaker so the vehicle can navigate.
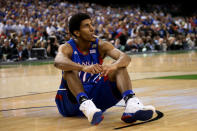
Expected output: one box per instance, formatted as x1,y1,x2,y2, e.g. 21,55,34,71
121,97,155,123
79,100,104,125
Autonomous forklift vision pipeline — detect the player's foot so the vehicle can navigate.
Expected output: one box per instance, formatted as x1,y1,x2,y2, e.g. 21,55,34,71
121,97,155,123
79,100,104,125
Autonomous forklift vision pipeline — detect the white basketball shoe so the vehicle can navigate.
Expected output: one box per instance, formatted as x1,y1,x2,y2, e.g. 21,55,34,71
121,97,155,123
79,100,104,125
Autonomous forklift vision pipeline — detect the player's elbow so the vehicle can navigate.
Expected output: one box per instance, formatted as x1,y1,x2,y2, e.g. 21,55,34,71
125,54,131,64
54,57,61,68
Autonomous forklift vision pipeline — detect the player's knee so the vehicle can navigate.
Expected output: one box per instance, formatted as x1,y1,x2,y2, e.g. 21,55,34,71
118,67,127,72
114,67,128,76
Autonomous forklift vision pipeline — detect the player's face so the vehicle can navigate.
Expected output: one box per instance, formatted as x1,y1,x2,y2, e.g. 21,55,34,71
79,19,96,42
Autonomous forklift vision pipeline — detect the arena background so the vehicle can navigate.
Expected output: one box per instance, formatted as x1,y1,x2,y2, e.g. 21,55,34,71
0,0,197,131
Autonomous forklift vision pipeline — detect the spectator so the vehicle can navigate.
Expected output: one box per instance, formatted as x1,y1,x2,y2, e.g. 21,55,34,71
22,43,33,60
46,22,56,36
0,0,196,62
47,36,59,57
1,39,12,61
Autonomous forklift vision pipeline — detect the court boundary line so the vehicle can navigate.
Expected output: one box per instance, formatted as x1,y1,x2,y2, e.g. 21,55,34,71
0,91,56,99
0,105,125,112
0,106,56,112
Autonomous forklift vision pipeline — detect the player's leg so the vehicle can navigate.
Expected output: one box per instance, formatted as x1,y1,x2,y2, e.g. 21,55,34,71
63,71,103,125
108,67,155,123
63,71,84,97
108,67,132,93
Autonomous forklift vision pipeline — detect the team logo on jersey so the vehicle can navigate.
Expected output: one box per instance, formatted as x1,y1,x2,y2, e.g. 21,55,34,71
92,44,97,48
74,51,78,55
90,49,96,54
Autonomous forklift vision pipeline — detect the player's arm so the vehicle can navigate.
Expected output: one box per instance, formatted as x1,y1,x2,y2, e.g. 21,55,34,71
54,43,83,71
98,40,131,76
54,43,102,73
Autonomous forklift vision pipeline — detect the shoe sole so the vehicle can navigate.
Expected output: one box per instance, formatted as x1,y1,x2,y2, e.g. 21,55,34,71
91,111,104,125
121,110,153,123
135,110,153,121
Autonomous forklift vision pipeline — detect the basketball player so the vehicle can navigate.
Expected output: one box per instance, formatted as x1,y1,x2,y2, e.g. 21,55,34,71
54,13,155,125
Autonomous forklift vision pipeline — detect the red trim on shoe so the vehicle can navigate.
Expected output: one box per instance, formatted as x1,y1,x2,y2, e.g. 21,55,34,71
121,115,137,123
95,116,104,125
121,115,132,121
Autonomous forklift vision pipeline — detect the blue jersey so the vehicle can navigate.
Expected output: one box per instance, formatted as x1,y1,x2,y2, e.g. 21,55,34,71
65,38,103,85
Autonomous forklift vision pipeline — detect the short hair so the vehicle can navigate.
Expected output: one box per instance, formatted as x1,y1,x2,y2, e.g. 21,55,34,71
68,13,91,37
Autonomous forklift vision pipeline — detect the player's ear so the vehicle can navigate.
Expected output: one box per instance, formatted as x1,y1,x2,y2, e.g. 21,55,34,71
74,30,80,37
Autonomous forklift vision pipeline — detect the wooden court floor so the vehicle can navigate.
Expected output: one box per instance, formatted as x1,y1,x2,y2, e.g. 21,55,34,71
0,51,197,131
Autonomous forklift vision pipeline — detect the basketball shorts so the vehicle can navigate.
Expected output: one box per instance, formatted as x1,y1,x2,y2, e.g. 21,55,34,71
55,77,122,117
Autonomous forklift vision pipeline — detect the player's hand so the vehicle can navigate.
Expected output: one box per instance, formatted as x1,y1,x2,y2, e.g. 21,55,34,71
100,64,117,77
82,64,103,74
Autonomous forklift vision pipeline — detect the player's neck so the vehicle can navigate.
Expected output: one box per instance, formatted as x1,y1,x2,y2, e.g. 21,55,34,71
75,38,91,52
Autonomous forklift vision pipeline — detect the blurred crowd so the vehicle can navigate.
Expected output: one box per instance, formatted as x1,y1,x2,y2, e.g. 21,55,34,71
0,0,197,62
